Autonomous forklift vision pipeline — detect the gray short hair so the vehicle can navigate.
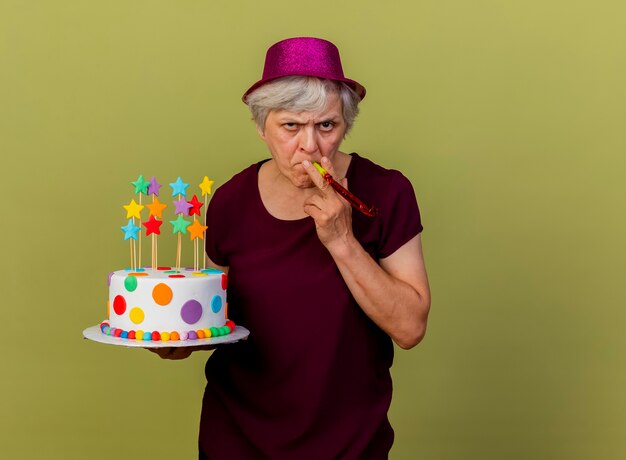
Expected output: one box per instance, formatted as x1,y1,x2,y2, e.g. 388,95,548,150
245,76,361,135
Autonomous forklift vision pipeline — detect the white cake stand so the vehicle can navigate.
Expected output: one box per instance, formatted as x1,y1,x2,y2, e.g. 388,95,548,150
82,324,250,348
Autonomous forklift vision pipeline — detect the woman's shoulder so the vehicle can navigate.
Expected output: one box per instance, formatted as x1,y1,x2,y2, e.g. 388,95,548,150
349,152,412,191
212,160,265,202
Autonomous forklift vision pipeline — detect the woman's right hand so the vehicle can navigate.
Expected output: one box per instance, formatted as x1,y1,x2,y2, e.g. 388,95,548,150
148,345,216,360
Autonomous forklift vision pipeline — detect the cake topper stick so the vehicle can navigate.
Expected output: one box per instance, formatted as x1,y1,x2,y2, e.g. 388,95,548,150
123,200,144,269
131,175,150,269
138,195,142,268
169,177,190,271
177,231,182,271
199,176,214,270
188,193,208,272
312,162,378,217
121,218,140,269
147,176,163,269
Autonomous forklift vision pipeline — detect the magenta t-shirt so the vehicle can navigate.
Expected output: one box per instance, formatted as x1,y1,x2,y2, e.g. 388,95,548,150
201,153,423,459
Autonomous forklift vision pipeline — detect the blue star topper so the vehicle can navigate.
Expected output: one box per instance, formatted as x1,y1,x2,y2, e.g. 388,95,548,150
121,219,141,240
169,177,189,197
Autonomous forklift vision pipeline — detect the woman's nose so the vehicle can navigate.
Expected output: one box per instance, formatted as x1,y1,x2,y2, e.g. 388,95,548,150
299,126,318,153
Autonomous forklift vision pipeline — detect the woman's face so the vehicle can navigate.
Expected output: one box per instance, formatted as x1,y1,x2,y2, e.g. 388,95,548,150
258,92,346,189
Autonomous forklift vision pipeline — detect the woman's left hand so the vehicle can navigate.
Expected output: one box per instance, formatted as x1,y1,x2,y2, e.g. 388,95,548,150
302,157,353,251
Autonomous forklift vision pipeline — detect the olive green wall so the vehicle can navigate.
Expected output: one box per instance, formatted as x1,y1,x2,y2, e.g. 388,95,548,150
2,1,624,459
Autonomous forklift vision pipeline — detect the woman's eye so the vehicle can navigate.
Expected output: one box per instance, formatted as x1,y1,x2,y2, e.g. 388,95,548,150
319,121,334,131
283,123,298,130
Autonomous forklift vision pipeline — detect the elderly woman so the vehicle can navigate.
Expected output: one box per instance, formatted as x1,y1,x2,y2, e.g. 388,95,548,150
158,37,430,459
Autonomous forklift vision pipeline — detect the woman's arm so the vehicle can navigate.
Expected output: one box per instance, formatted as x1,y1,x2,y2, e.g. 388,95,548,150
329,233,430,349
302,158,430,349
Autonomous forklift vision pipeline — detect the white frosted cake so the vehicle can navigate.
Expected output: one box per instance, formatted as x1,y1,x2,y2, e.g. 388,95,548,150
101,267,234,342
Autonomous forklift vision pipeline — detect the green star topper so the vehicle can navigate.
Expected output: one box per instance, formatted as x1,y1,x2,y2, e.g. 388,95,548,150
169,214,191,234
131,175,150,195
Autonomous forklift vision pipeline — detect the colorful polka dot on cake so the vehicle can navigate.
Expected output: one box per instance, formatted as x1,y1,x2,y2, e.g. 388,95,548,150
211,296,222,314
124,276,138,292
181,299,203,325
113,295,126,315
130,307,144,324
152,283,173,306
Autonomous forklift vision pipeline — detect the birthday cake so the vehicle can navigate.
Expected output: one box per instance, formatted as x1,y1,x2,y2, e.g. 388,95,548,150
99,175,236,342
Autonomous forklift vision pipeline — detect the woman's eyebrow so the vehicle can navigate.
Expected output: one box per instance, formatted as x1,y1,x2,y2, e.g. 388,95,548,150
276,113,341,123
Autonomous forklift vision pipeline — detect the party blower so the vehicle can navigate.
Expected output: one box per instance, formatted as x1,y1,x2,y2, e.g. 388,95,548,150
312,162,379,217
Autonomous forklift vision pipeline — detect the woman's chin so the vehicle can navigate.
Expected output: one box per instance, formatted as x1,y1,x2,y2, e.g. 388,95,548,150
290,173,315,189
293,180,314,189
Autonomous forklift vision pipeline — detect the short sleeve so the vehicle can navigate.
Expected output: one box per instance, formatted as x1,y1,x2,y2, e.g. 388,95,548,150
376,171,423,259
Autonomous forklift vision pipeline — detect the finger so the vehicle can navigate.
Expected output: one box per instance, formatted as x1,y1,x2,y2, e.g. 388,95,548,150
148,347,173,357
320,156,337,179
304,192,349,227
302,160,332,194
171,348,193,360
303,194,325,219
149,346,192,360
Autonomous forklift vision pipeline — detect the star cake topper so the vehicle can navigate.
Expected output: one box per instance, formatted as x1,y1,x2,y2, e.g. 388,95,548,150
121,219,141,240
142,215,163,236
145,197,167,218
169,177,189,197
147,176,162,196
188,219,208,240
169,215,191,234
187,195,203,216
131,175,150,195
123,199,144,219
199,176,214,196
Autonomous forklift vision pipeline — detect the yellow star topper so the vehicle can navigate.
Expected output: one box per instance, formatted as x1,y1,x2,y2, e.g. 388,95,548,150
199,176,214,197
145,196,167,219
123,199,144,219
188,219,208,240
